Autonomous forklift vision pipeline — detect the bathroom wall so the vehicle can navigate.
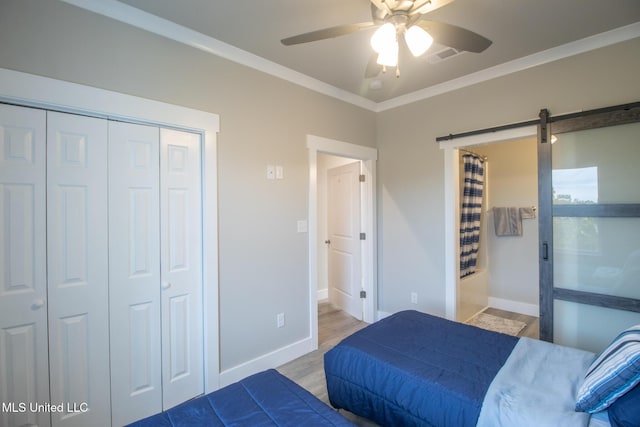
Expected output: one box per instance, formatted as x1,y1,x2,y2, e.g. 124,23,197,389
479,137,539,315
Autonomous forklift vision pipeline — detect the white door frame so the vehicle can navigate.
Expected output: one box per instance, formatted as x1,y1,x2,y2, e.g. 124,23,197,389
440,126,536,321
0,68,220,393
307,135,378,347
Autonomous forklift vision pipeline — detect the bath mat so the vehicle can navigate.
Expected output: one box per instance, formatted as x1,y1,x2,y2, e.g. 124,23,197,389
466,312,526,336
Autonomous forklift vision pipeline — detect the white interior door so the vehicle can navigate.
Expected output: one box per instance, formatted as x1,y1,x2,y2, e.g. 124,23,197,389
327,161,362,320
160,128,204,409
108,121,162,425
47,111,111,427
0,104,50,427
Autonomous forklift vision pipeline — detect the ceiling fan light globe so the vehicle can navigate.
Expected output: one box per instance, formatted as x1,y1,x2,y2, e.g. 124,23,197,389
371,22,396,53
376,41,398,67
405,25,433,57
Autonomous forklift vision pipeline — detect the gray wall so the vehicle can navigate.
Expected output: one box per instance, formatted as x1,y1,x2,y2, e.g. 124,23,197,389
0,0,375,372
376,37,640,315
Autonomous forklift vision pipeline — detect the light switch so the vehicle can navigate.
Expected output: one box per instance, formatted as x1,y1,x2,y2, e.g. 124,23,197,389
276,165,284,179
297,220,307,233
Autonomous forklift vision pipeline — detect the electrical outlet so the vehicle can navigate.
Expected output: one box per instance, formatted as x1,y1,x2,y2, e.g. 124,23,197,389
277,312,285,328
411,292,418,304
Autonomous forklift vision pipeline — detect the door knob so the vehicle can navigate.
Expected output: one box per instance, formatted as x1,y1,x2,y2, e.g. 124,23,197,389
324,240,331,245
161,282,171,290
32,299,45,309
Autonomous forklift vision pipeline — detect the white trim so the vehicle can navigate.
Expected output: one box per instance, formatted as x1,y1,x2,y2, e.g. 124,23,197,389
377,311,392,320
61,1,640,112
440,124,537,321
317,289,329,301
0,68,221,393
443,147,459,320
307,135,378,342
218,337,314,388
438,125,538,149
488,297,539,318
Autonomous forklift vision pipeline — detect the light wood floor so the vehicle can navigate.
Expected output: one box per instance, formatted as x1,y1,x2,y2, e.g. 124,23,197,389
277,303,540,426
277,303,375,425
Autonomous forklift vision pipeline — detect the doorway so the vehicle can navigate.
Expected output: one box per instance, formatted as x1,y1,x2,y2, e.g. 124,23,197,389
441,125,537,321
325,158,362,319
307,135,377,349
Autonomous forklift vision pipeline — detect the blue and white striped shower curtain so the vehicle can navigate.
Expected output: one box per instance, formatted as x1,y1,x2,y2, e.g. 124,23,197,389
460,153,485,278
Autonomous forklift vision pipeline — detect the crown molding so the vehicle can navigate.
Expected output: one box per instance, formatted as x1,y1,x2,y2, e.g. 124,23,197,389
61,1,640,113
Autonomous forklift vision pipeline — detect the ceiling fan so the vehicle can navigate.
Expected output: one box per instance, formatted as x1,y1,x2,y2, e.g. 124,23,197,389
281,0,492,78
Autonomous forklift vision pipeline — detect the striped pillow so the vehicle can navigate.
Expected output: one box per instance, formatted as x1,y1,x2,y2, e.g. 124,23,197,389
576,325,640,413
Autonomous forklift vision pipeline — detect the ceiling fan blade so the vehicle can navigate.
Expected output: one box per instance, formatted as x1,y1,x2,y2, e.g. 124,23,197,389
281,22,377,46
416,20,492,53
410,0,457,16
371,2,386,23
370,0,393,16
364,52,382,78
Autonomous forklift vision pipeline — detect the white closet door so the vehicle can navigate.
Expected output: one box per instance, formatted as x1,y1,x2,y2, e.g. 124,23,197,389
47,112,111,427
160,128,204,409
108,122,162,425
0,104,50,427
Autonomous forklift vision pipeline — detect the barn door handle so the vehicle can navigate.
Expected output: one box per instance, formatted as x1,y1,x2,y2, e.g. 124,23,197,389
542,242,549,260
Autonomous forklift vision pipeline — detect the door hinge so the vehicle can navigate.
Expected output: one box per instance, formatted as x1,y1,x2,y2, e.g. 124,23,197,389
360,290,367,299
359,232,366,240
359,174,366,182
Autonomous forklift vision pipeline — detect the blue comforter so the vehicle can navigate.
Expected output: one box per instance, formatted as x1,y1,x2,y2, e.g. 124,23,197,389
127,369,354,426
324,310,518,427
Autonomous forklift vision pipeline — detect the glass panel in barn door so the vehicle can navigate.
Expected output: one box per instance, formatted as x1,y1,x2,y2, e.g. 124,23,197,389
548,118,640,352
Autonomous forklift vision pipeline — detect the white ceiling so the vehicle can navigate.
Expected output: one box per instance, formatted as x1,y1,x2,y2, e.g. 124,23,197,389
69,0,640,110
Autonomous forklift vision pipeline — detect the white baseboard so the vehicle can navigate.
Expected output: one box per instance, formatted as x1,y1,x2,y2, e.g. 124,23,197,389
377,310,392,320
317,288,328,302
488,297,539,317
218,336,315,387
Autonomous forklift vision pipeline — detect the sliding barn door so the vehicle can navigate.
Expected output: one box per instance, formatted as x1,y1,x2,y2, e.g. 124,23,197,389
46,112,111,426
0,104,50,427
160,129,204,409
108,121,162,426
538,105,640,352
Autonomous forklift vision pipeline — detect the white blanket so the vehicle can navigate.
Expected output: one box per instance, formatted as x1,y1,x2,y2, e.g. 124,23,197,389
477,337,596,427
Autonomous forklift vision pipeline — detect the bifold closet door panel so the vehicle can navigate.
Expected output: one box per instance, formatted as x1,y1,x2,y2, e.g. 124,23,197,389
160,128,204,410
46,111,111,427
0,104,50,427
108,121,162,426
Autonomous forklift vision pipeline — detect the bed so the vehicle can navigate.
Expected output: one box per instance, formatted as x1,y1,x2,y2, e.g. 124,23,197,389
126,369,354,426
324,310,640,427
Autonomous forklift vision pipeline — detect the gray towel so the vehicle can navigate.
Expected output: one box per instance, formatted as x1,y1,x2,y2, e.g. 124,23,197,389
519,207,536,219
493,207,522,236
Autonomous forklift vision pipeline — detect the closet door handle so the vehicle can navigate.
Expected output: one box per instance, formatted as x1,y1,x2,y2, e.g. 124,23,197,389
32,299,45,309
542,242,549,260
161,282,171,290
